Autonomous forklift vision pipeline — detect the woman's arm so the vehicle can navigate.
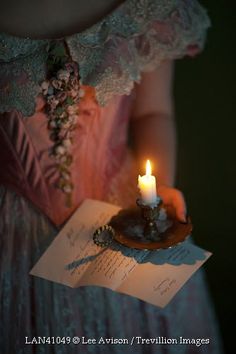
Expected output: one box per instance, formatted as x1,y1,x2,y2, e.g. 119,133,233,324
130,60,187,222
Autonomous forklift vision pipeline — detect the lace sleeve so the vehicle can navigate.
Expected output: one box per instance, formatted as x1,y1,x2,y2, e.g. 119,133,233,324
0,34,48,116
66,0,211,106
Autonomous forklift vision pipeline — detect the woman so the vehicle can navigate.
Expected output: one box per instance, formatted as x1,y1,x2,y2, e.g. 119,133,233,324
0,0,223,353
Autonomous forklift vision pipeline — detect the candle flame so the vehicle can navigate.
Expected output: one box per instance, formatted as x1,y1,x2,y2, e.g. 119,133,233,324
146,159,152,176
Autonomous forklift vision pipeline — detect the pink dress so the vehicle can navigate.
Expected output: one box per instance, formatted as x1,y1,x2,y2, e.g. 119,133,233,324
0,0,224,353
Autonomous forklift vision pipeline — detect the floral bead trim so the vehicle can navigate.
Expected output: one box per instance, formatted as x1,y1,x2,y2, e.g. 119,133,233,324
41,59,84,207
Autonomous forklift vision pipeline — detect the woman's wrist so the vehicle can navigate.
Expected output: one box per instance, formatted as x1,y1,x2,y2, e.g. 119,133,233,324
130,112,177,188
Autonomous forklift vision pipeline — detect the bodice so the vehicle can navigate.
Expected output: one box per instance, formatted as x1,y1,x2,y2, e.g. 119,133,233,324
0,92,134,225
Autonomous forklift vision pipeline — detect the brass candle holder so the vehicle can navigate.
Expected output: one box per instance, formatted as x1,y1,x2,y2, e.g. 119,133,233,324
93,195,192,250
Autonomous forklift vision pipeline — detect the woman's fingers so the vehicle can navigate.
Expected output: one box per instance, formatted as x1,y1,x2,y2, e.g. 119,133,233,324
171,189,187,223
157,185,187,223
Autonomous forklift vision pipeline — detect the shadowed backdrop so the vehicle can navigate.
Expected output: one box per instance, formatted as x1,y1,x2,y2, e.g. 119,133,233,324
174,1,235,353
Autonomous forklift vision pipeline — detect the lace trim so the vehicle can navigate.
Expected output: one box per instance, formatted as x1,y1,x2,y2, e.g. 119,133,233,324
0,32,48,62
66,0,211,105
0,0,210,116
0,45,48,116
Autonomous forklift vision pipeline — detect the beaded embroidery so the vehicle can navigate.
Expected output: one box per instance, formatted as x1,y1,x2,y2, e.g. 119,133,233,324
41,41,84,207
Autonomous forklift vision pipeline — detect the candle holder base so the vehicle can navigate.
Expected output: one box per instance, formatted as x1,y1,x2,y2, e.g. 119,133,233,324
93,202,192,250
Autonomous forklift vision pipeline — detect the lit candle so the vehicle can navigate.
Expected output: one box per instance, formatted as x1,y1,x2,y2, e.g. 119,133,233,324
138,160,158,205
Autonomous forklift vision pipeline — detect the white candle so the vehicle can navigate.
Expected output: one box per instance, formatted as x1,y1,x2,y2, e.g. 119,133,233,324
138,160,158,205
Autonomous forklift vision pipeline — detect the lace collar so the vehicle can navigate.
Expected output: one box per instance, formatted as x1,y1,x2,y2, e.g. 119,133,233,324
0,0,210,115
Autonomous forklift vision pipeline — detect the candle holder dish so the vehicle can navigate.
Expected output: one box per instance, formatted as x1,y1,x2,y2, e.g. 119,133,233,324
93,198,192,250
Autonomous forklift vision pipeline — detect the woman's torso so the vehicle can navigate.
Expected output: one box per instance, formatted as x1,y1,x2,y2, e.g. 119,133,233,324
0,0,211,226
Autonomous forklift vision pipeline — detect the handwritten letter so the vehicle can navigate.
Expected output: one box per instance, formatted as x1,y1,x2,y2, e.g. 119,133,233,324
30,199,211,308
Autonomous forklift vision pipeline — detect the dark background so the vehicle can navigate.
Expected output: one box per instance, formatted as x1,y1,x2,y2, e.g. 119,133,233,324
174,1,235,353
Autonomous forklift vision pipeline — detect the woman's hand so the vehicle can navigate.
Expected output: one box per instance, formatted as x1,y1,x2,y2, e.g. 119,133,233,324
157,185,187,223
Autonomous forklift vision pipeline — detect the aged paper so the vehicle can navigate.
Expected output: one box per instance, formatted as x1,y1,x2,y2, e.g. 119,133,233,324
30,199,211,308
